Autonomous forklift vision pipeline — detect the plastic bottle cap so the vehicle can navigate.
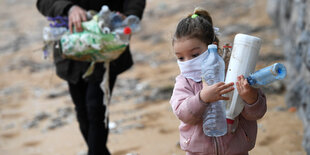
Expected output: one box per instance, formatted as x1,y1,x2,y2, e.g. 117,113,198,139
208,44,217,49
101,5,109,12
123,26,131,35
208,44,218,53
273,63,287,79
223,45,232,48
226,119,234,124
246,76,256,86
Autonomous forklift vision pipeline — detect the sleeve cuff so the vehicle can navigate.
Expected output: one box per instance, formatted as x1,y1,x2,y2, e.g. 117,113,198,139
243,89,266,111
56,1,75,16
65,4,75,15
244,90,262,106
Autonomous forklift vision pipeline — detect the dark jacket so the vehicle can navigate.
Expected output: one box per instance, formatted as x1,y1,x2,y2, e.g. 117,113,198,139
36,0,146,83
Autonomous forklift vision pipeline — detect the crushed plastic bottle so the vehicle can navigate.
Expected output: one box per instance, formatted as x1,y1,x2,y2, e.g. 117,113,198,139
43,27,67,42
201,44,227,137
97,5,140,44
219,43,232,74
42,16,68,59
98,5,140,33
247,63,287,87
122,15,141,33
114,26,132,44
98,5,111,25
60,5,141,58
109,13,123,30
43,16,68,42
42,5,141,73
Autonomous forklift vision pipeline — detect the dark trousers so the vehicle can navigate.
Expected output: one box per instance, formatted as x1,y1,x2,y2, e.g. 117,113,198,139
68,75,117,155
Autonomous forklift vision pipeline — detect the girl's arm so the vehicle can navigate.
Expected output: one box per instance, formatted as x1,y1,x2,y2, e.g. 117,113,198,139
241,89,267,120
170,75,207,125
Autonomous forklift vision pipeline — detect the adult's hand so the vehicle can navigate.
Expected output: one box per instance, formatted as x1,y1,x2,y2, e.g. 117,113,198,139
68,5,87,33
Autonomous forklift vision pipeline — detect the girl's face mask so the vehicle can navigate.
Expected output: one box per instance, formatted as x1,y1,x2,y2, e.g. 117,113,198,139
177,50,209,82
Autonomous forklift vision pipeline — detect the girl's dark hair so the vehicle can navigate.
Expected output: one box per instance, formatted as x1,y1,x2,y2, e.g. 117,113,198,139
172,8,219,46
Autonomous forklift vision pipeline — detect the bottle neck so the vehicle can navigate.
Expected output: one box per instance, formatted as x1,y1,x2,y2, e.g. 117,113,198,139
208,49,218,54
246,76,256,86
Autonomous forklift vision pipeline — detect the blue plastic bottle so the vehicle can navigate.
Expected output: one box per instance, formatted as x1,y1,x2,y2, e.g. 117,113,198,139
247,63,287,87
201,44,227,137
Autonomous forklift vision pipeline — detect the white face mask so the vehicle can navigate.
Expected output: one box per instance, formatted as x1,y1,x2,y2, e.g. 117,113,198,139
177,50,209,82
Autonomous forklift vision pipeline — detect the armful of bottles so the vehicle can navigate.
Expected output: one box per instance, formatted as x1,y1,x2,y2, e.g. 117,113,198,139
220,45,287,87
42,5,141,77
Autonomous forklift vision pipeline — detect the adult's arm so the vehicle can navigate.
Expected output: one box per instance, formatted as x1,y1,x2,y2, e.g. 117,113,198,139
123,0,146,19
36,0,75,16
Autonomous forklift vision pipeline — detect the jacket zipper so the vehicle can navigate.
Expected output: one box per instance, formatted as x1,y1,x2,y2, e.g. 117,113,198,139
240,120,251,142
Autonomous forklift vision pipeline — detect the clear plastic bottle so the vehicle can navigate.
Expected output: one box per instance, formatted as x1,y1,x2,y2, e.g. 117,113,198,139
98,5,111,25
122,15,141,33
201,44,227,137
98,5,124,31
114,26,131,44
247,63,287,87
43,27,67,41
109,13,123,30
97,5,140,36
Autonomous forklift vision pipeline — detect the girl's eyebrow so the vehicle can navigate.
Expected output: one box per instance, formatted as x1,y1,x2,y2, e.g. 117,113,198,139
175,47,201,55
190,47,201,52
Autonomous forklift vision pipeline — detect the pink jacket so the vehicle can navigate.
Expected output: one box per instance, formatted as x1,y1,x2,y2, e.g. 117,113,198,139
170,75,267,155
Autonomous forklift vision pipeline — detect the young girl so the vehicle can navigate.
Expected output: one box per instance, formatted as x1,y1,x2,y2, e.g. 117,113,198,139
170,8,267,155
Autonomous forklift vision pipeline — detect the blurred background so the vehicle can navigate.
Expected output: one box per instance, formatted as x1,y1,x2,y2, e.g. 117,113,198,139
0,0,308,154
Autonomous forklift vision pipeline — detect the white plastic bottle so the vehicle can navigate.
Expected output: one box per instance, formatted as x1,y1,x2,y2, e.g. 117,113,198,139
224,34,261,132
98,5,111,25
201,44,227,137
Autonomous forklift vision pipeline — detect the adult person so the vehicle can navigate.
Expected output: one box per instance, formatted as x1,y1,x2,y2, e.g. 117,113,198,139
36,1,146,154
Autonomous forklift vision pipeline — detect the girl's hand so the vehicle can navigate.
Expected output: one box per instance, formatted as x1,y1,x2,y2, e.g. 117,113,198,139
68,5,87,33
200,82,234,103
236,75,258,104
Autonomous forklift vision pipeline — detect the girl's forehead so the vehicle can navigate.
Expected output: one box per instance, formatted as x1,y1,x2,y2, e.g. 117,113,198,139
175,37,204,45
174,37,206,51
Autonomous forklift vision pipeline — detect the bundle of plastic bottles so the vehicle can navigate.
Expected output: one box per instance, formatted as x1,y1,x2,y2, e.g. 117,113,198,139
42,5,140,77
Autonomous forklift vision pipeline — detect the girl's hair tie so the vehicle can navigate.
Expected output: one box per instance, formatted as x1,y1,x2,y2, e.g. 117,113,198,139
191,14,198,19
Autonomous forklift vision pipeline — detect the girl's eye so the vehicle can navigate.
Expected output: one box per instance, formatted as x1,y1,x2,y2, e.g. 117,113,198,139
178,57,184,61
192,53,200,58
